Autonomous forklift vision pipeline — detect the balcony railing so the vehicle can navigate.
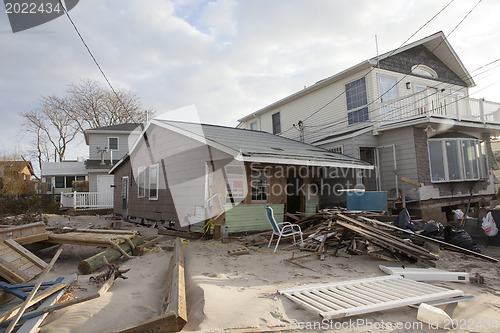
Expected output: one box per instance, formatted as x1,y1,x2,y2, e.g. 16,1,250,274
375,91,500,128
61,191,114,210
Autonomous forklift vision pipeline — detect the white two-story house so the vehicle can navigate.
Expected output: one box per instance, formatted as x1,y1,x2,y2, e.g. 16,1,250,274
83,123,141,207
238,32,500,222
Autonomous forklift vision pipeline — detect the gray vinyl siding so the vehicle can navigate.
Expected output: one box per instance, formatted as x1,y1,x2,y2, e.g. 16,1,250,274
88,133,138,161
377,128,418,197
113,124,232,224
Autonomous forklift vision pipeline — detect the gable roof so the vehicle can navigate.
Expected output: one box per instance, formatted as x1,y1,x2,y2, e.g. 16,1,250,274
41,161,87,176
84,123,143,144
238,31,474,122
110,120,372,173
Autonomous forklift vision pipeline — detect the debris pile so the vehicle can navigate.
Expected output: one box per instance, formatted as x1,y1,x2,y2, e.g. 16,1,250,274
267,209,498,265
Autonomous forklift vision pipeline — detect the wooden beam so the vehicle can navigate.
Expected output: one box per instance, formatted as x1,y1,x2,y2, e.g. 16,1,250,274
5,248,62,333
357,216,499,263
118,238,187,332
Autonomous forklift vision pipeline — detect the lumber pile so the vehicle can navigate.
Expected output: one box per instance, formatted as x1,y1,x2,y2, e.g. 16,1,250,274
268,209,498,265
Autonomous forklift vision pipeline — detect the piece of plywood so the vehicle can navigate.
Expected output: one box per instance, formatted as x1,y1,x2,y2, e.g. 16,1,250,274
379,265,470,282
0,240,48,284
279,275,464,320
0,223,48,245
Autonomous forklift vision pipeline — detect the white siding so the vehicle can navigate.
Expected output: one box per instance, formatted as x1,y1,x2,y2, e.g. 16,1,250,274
241,68,375,144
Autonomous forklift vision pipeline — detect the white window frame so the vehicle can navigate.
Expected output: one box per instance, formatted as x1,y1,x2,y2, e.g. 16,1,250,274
411,64,438,79
225,165,247,204
378,75,398,102
251,167,270,203
329,145,343,155
345,77,369,125
108,137,119,151
250,121,258,131
137,166,146,198
428,138,486,183
149,164,159,200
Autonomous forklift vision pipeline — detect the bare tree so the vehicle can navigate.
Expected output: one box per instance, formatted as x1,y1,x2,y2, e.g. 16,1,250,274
66,79,151,133
19,79,152,170
21,97,79,165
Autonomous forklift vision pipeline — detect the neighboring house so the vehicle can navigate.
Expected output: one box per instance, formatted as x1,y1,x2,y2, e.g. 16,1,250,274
238,31,500,222
41,161,87,195
109,120,371,233
84,123,141,197
0,160,36,196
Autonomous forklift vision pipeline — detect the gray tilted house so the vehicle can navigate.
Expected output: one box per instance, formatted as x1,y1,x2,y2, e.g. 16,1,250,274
238,31,500,222
109,120,371,233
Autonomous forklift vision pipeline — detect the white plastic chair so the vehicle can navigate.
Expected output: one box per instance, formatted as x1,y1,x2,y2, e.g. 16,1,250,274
265,206,304,253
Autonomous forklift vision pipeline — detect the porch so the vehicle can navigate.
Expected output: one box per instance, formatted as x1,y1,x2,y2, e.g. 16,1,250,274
374,90,500,131
60,191,114,210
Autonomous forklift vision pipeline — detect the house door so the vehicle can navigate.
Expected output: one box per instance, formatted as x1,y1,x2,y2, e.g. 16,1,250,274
359,147,377,191
122,176,129,218
97,175,114,194
286,168,304,221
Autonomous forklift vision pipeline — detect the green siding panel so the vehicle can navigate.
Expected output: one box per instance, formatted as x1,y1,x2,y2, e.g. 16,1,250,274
224,204,284,233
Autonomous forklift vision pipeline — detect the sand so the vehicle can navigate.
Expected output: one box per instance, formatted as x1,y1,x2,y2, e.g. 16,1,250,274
25,215,500,333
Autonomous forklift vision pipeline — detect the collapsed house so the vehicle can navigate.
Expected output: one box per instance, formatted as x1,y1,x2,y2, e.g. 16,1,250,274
109,120,373,233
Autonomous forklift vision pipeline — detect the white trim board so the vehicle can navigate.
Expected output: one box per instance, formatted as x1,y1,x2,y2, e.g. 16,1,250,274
278,275,463,320
379,265,469,283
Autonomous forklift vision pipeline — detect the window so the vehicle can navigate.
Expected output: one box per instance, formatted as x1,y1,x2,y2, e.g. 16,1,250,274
76,176,86,181
250,121,258,131
348,108,369,125
329,146,343,154
149,164,159,200
411,64,438,79
428,138,486,182
378,76,398,102
137,166,146,198
251,168,269,202
55,176,65,188
346,77,369,125
108,137,118,151
225,165,247,204
272,112,281,134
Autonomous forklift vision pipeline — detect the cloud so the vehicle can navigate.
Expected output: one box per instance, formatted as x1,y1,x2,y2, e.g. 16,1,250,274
1,0,499,162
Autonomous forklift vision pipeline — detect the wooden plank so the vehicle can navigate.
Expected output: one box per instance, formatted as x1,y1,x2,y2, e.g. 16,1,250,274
0,282,67,324
5,248,62,333
118,312,180,333
4,239,47,269
163,238,187,325
16,274,77,333
0,259,30,284
119,238,187,333
357,216,499,263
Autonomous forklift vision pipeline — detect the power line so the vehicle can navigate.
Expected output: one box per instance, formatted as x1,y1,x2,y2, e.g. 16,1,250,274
58,0,140,126
279,0,456,136
293,59,500,143
280,0,483,142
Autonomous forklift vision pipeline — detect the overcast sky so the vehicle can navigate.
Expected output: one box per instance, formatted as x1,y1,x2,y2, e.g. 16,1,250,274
1,0,500,165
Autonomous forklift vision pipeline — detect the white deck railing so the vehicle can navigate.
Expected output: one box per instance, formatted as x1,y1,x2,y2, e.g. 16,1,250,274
61,191,114,210
375,91,500,128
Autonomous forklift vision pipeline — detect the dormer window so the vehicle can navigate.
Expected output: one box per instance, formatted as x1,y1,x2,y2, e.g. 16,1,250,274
411,64,438,79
